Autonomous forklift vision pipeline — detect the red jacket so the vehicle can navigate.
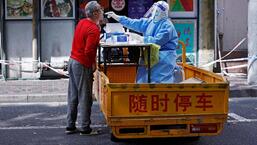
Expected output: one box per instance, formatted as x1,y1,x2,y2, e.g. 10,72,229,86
70,19,100,68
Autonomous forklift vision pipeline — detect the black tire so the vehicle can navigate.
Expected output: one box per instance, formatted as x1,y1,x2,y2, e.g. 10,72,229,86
110,133,120,142
187,136,201,141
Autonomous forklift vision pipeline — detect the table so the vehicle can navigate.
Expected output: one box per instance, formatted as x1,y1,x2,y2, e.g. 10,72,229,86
99,42,152,83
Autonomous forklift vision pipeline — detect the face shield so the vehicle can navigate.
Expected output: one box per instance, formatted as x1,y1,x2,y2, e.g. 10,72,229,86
144,1,169,22
143,3,157,19
153,1,169,22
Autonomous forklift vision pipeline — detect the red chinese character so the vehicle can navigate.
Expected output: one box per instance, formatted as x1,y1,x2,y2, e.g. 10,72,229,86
129,95,147,113
151,94,169,112
174,94,192,112
195,93,213,111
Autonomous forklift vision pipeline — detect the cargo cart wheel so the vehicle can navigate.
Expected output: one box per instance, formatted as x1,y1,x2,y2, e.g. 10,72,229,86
110,133,120,142
187,136,200,141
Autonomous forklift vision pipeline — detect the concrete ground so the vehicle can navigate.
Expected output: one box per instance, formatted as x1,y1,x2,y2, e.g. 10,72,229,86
227,74,257,98
0,79,68,103
1,98,257,145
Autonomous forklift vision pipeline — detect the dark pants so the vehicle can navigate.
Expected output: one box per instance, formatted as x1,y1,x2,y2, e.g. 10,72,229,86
67,58,93,131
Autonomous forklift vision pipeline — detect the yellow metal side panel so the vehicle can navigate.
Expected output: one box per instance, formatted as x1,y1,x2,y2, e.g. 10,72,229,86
106,65,137,83
99,64,137,83
182,64,225,83
202,74,214,83
111,90,227,117
99,64,228,121
93,71,100,101
184,67,196,80
109,115,227,127
98,71,109,118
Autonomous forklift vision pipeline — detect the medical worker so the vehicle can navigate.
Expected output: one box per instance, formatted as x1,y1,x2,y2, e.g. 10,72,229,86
106,1,178,83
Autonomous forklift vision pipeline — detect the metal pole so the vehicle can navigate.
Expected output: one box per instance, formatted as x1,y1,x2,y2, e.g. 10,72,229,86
0,0,6,79
0,1,3,57
247,0,257,85
32,0,39,73
214,0,218,68
147,46,151,83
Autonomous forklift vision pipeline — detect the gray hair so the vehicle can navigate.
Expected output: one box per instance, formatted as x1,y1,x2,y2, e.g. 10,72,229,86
85,1,100,18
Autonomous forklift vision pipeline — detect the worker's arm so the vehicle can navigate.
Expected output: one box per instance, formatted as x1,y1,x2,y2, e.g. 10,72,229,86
119,16,150,34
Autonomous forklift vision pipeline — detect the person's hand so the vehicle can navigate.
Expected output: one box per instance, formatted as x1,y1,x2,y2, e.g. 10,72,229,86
105,11,120,21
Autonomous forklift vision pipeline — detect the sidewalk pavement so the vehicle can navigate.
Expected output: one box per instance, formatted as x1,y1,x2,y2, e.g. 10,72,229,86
227,74,257,98
0,74,256,103
0,79,68,103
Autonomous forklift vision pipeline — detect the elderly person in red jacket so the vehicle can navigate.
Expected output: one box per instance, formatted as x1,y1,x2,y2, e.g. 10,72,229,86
66,1,103,135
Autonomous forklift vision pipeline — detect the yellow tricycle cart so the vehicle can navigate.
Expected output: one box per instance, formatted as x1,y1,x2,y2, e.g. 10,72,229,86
94,41,229,141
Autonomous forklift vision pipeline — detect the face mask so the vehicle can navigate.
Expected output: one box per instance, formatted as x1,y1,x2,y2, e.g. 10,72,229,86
153,9,161,22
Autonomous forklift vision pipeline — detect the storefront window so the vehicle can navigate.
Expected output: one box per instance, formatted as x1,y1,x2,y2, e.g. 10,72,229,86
168,0,197,18
168,0,198,65
78,0,90,19
128,0,153,19
41,0,74,19
5,0,33,19
173,19,197,64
